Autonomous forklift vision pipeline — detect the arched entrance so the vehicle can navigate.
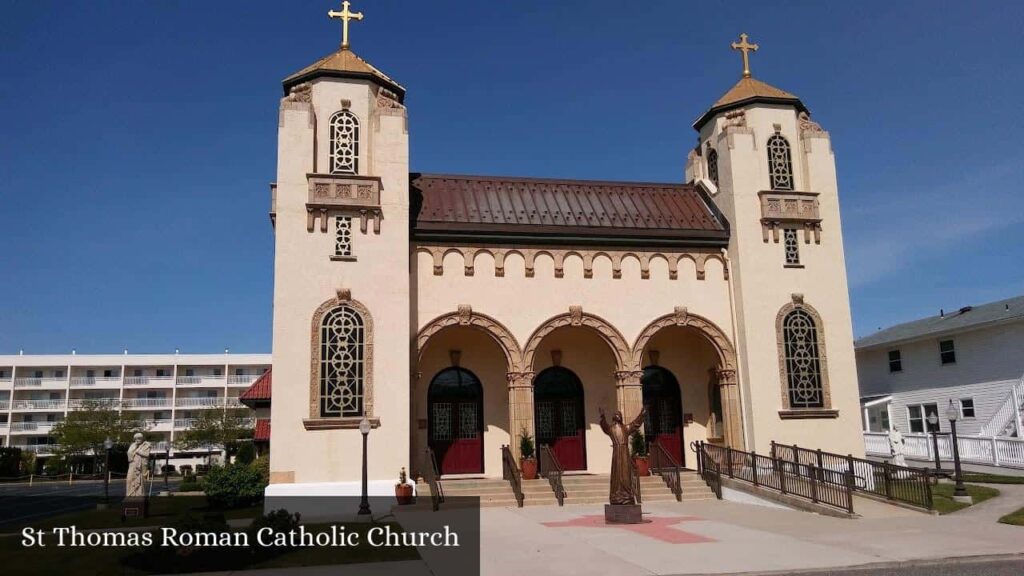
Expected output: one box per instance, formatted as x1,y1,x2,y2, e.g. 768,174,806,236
642,366,685,465
428,367,484,475
534,367,587,471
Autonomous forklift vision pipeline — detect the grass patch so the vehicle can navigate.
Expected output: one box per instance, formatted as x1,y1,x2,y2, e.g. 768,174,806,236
931,483,999,514
998,506,1024,526
962,472,1024,484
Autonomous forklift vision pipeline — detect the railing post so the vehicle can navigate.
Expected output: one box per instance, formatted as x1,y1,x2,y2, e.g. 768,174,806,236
816,449,824,482
751,451,759,486
726,446,734,478
777,449,788,495
883,462,893,501
992,437,1000,467
846,454,856,491
810,465,819,503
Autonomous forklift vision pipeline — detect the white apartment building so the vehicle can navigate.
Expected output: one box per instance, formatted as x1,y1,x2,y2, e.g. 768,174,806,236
0,353,271,460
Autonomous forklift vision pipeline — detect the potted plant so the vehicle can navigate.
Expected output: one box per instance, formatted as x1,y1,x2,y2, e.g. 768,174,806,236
519,428,538,480
395,467,414,505
631,431,650,476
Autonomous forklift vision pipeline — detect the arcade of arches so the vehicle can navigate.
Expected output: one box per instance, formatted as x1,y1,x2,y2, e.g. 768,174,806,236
413,309,742,477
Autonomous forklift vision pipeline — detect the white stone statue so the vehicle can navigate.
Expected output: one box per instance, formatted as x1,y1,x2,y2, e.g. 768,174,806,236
887,427,907,467
126,433,152,499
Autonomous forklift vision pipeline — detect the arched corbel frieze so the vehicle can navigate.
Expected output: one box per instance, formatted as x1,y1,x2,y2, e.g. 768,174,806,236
416,307,524,373
522,307,632,371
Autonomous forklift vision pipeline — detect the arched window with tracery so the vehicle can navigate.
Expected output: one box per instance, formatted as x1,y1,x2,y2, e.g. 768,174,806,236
319,304,366,418
707,148,719,187
329,110,359,175
767,133,793,190
776,299,832,414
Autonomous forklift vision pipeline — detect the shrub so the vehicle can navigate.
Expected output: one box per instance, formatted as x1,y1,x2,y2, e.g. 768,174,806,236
202,462,267,509
519,428,535,460
178,474,202,493
179,464,194,476
0,447,22,477
235,442,256,465
630,431,648,457
251,454,269,484
247,509,301,559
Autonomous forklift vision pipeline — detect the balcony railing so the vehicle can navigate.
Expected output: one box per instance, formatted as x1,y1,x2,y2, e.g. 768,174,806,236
864,431,1024,469
228,375,259,386
12,399,67,411
0,421,8,429
0,401,8,410
143,418,173,428
67,398,120,409
70,376,121,387
123,376,175,386
13,377,68,389
10,421,59,432
11,444,59,454
176,376,227,386
175,397,225,408
121,398,171,408
174,418,197,429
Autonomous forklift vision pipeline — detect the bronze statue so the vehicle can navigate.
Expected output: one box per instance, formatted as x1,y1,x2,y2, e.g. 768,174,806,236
599,407,647,505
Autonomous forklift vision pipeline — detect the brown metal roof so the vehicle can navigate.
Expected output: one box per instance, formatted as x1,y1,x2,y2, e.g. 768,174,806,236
411,174,729,247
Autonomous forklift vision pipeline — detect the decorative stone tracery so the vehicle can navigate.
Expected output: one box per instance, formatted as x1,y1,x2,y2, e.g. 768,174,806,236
416,307,524,373
522,308,632,371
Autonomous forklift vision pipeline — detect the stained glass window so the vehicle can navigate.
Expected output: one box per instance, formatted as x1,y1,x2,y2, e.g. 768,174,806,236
782,309,824,408
707,148,719,187
784,228,800,265
319,306,365,417
767,133,793,190
329,110,359,175
335,216,352,257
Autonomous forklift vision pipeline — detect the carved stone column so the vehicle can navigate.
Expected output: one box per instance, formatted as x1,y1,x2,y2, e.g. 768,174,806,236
614,370,645,423
717,369,744,449
506,371,536,460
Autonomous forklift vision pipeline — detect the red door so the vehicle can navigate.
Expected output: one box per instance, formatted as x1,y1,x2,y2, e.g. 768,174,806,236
535,367,587,471
642,366,685,466
428,368,483,475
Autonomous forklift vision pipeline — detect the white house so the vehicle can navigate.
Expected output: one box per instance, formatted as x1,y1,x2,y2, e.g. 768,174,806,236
856,295,1024,467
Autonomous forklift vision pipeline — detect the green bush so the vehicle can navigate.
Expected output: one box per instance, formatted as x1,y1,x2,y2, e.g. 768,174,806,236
251,454,269,483
202,462,267,509
178,474,203,493
630,431,648,457
0,447,22,477
235,442,256,465
247,509,302,559
519,428,535,460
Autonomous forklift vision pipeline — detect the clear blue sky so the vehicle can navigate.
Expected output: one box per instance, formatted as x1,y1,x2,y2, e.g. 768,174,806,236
2,1,1022,354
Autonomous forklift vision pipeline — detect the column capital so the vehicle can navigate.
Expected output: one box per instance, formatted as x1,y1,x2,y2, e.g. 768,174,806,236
506,371,535,388
716,369,737,386
614,370,644,386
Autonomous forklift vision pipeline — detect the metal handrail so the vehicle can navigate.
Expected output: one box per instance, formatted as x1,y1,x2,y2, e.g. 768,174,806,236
650,441,682,501
501,445,525,507
630,453,643,504
691,441,722,499
423,446,444,511
539,444,566,506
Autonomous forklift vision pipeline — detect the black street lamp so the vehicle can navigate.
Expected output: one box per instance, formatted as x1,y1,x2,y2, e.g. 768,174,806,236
358,417,371,516
103,437,114,506
926,412,942,483
946,400,969,500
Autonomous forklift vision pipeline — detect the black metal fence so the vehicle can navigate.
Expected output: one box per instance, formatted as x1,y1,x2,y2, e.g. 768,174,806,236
771,442,932,511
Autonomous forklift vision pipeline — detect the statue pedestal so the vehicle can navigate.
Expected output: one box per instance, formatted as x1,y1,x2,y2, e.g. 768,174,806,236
121,497,148,520
604,504,642,524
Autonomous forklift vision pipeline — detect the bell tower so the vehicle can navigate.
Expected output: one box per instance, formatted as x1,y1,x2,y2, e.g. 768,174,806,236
268,2,412,493
686,35,864,455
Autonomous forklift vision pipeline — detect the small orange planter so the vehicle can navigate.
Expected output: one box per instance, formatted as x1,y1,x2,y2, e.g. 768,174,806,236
521,457,538,480
395,483,414,505
633,456,650,476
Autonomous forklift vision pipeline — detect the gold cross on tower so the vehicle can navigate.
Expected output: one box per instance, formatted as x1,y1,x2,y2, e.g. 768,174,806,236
730,33,759,78
328,1,364,50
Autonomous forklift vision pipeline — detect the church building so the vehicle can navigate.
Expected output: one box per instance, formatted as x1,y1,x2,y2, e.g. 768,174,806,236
266,6,864,497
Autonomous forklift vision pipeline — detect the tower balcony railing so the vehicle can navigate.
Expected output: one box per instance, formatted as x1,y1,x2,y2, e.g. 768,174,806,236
175,397,225,408
12,399,67,411
13,377,68,389
121,398,172,409
123,376,175,387
228,374,260,386
70,376,122,387
176,376,228,386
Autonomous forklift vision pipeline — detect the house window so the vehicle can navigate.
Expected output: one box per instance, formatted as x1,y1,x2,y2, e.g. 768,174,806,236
319,305,366,418
908,403,940,433
185,369,195,377
880,409,890,431
960,398,975,418
939,339,956,365
767,133,794,190
707,148,719,187
213,368,222,377
335,217,353,258
54,370,64,378
104,369,113,377
134,369,142,377
86,370,95,378
780,307,825,409
156,369,167,377
783,228,800,265
235,368,243,376
888,349,902,373
329,110,359,175
34,370,43,378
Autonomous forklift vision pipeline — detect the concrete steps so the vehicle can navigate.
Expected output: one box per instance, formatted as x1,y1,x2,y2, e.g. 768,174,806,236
413,471,716,508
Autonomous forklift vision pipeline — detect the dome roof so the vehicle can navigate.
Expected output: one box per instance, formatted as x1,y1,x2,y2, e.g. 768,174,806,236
694,76,807,129
282,47,405,101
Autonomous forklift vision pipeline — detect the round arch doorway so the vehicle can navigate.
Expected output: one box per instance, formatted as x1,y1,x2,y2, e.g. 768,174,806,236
642,366,685,466
534,367,587,471
428,367,484,475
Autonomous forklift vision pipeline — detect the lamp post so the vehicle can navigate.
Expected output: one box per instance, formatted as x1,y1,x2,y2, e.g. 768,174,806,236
358,417,371,516
926,412,942,483
103,437,113,506
946,400,970,500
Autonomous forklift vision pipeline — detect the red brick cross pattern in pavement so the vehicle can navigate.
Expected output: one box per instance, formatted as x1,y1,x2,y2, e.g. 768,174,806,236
541,515,716,544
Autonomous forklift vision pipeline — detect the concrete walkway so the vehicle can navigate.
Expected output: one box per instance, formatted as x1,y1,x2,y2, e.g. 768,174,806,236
476,494,1024,575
